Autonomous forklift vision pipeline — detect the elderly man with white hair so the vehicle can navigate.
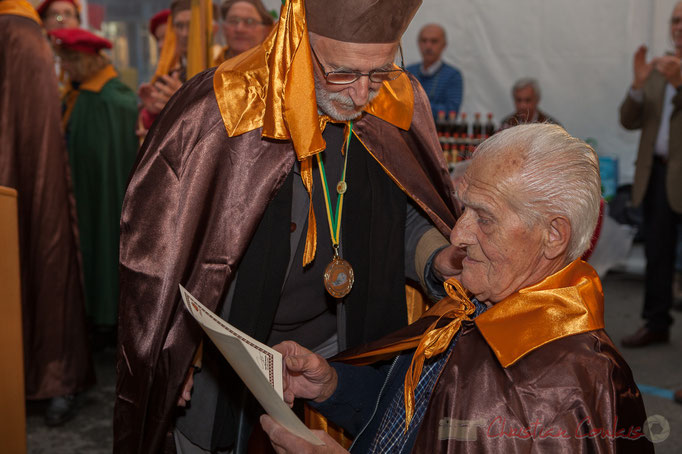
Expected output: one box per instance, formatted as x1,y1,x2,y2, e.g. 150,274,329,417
261,124,653,453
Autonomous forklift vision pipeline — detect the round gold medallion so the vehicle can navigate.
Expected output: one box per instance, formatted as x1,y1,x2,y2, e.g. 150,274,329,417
336,181,347,195
323,257,354,298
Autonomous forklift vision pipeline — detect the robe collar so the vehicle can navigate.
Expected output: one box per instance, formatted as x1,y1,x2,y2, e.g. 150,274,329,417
474,259,604,368
62,64,117,129
78,63,118,93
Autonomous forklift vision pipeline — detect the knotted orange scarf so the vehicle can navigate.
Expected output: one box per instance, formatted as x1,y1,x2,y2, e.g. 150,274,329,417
403,278,475,430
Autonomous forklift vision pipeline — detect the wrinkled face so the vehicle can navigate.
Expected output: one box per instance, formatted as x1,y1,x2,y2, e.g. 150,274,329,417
451,155,549,303
173,9,191,58
417,25,446,67
43,1,79,31
513,85,539,122
222,2,270,56
672,2,682,53
154,23,168,55
310,33,397,121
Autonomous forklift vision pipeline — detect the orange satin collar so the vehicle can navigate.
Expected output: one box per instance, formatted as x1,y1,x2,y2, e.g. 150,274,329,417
79,63,117,92
212,0,414,162
0,0,41,23
475,259,604,368
62,64,117,129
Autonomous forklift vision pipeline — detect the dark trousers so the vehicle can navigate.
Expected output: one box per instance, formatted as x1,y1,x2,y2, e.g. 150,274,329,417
642,158,679,331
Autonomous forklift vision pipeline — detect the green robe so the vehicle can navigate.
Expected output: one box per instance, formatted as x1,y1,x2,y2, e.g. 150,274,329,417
65,68,138,327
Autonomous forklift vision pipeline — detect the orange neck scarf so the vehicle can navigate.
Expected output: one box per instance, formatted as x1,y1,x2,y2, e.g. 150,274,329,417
0,0,41,23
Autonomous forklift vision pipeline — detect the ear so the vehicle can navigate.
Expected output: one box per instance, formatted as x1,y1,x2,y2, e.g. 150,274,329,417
543,216,570,260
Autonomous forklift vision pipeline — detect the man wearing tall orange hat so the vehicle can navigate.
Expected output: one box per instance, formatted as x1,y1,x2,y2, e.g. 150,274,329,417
116,0,463,452
0,0,94,427
260,124,653,453
49,28,138,350
36,0,80,31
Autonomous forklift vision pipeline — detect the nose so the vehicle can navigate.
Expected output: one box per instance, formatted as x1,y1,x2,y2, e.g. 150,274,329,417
349,76,370,107
450,209,476,249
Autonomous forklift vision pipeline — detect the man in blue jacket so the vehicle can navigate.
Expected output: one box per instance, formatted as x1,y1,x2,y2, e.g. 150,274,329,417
407,23,463,120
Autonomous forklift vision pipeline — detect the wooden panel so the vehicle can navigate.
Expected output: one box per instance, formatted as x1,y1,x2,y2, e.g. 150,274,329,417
0,186,27,454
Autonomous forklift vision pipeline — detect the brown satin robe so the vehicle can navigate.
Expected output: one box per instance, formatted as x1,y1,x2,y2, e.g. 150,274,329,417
413,326,654,453
0,14,94,399
114,67,456,452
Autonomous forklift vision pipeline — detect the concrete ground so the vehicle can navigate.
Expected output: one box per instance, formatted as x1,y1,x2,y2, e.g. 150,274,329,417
26,259,682,453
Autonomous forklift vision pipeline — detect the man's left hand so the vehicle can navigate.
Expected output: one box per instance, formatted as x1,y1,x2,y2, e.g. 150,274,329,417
431,244,465,281
260,415,349,454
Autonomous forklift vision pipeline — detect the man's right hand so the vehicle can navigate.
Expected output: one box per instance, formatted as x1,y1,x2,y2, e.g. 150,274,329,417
632,45,655,90
273,341,338,407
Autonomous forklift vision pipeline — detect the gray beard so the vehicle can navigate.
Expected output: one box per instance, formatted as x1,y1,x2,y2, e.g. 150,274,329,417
314,74,380,121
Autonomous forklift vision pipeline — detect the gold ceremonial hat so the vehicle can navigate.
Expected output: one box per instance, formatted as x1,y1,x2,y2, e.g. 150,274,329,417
305,0,422,43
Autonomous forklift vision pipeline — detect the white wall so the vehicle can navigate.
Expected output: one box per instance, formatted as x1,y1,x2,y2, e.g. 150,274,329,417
402,0,680,184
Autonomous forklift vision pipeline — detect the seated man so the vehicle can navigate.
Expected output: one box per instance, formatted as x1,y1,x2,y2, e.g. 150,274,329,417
261,123,653,453
499,78,560,130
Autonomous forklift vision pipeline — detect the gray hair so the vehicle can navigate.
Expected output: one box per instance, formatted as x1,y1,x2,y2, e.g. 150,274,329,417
472,124,601,262
512,77,541,100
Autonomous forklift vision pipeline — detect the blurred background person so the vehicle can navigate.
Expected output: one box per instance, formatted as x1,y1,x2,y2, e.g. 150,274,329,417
213,0,273,65
37,0,81,95
499,77,560,130
36,0,79,31
619,1,682,348
137,0,214,140
0,0,94,427
407,23,463,120
50,27,139,350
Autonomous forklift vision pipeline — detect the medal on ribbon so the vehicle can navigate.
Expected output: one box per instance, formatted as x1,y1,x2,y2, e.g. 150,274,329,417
317,121,354,298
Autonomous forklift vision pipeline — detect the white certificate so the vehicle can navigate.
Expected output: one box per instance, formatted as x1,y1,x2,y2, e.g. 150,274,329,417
179,285,323,446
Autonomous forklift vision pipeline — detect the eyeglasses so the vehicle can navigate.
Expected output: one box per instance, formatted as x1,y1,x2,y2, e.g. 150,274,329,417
47,11,77,22
310,44,406,85
225,17,264,28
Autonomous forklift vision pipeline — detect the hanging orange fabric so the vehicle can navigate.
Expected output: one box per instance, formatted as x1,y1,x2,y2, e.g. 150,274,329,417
0,0,41,23
403,278,474,430
186,0,213,79
151,13,177,83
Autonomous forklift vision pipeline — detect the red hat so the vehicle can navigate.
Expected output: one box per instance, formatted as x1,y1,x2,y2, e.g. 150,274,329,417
149,9,170,38
48,28,112,55
37,0,81,17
